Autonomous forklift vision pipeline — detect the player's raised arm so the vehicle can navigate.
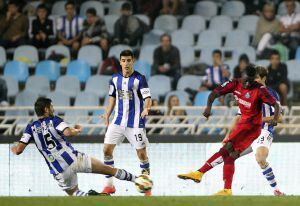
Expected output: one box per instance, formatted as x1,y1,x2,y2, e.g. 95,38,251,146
203,80,237,119
11,125,32,155
259,87,280,126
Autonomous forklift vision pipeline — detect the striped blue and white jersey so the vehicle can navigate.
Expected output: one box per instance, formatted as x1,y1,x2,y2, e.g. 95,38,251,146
237,87,281,134
109,71,151,128
261,88,280,134
19,116,77,175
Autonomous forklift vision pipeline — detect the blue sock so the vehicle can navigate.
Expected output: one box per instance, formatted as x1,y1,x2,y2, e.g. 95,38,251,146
262,164,278,190
140,159,150,175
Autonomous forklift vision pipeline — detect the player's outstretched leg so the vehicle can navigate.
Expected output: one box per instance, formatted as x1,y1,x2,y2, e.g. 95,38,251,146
256,146,285,196
91,157,136,182
102,144,116,194
177,145,231,183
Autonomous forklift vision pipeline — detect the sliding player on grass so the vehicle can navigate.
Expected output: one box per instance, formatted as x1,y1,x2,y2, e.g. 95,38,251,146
178,65,280,196
11,97,137,196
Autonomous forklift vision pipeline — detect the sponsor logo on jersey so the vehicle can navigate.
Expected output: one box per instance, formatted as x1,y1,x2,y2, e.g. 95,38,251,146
245,92,250,99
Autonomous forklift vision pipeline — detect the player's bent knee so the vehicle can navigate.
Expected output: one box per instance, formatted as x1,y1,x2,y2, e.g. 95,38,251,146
223,142,234,153
136,148,148,161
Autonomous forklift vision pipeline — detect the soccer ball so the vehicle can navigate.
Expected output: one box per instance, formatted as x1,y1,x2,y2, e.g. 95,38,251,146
135,175,153,193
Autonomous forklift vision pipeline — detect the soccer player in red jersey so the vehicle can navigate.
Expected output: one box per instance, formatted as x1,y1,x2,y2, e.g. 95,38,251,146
177,65,280,196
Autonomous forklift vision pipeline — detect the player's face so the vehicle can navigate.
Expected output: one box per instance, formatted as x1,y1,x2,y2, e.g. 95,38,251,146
65,4,75,17
241,72,255,88
37,8,47,20
120,56,134,73
270,54,280,68
161,36,171,50
170,96,179,107
285,1,295,14
212,53,221,65
263,5,275,20
86,13,96,25
44,104,54,117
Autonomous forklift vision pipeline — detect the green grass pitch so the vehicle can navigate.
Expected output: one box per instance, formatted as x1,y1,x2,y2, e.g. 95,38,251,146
1,196,300,206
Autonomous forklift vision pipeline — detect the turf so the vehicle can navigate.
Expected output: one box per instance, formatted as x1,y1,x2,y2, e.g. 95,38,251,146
1,196,300,206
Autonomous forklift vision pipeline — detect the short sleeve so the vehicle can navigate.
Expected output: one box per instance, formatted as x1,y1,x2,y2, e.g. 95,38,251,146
78,17,84,31
213,80,238,96
236,108,241,116
139,75,151,99
53,116,69,132
56,17,63,31
19,124,33,144
259,86,276,106
109,79,116,97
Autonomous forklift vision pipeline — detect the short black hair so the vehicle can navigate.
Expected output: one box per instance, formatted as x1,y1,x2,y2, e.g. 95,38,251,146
37,4,48,12
8,0,22,12
270,49,280,57
160,33,172,42
120,50,134,59
245,64,257,78
239,53,249,63
121,2,132,11
213,49,222,57
34,97,52,117
65,0,75,8
86,7,97,16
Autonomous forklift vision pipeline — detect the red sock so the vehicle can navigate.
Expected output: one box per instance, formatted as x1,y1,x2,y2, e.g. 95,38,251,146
198,148,229,173
223,156,235,189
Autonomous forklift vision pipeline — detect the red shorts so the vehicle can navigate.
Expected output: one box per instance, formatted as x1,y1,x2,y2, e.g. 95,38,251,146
223,123,261,153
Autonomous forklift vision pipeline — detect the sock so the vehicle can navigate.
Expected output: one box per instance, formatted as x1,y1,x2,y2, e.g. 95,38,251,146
223,155,235,189
104,156,114,187
198,147,228,173
140,159,150,175
262,164,279,190
73,190,87,196
114,169,136,182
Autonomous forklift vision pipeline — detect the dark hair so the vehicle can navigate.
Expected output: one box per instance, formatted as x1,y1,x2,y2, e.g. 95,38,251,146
8,0,22,12
270,49,280,57
160,33,172,42
65,0,75,8
239,54,249,63
213,49,222,57
34,97,52,116
245,64,257,78
120,50,134,59
121,2,132,11
256,66,268,79
86,7,96,16
37,4,48,12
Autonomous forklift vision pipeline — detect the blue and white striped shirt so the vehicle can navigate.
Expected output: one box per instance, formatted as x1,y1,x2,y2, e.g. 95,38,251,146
109,71,151,128
262,88,280,134
20,116,77,175
56,16,83,40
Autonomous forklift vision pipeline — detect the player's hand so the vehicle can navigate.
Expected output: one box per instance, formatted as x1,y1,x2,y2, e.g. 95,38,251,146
11,145,18,155
74,124,83,133
101,114,109,127
203,107,212,119
141,108,149,119
269,119,278,127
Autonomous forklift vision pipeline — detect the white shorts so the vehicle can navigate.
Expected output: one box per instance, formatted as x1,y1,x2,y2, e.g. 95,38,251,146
53,152,92,191
251,129,273,151
104,124,149,149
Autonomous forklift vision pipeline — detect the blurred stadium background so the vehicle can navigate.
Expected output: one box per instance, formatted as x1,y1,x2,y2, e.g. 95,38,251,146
1,0,300,198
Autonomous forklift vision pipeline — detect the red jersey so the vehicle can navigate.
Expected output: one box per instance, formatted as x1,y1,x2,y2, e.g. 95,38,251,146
214,79,277,126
